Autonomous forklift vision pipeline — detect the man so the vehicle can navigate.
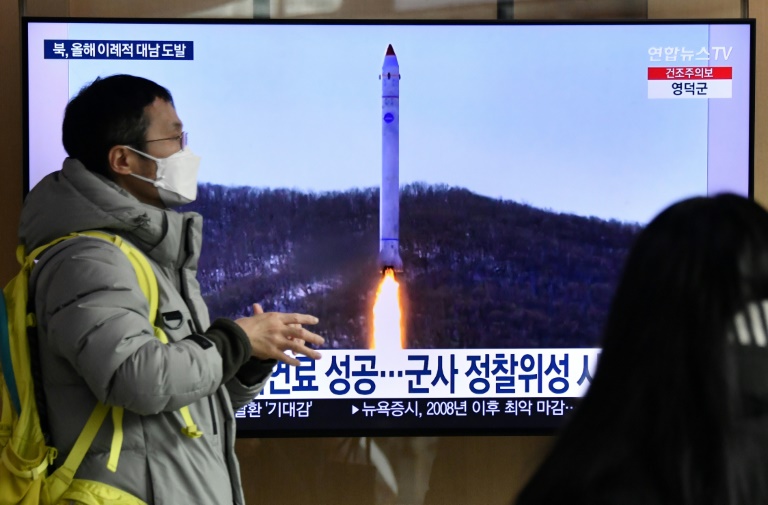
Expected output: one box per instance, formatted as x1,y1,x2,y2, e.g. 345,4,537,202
18,74,323,504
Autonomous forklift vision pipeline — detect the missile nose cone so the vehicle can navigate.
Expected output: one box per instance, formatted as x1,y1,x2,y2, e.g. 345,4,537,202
382,44,399,72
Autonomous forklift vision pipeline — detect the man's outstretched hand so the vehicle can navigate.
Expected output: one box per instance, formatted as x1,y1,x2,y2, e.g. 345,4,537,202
235,303,323,366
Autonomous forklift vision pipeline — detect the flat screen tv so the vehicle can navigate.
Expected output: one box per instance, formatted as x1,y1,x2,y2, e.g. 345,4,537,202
22,18,755,437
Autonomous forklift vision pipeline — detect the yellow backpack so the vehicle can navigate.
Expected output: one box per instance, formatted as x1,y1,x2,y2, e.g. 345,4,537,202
0,232,201,505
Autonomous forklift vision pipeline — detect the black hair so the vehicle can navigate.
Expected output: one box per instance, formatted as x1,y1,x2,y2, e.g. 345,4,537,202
515,193,768,505
61,74,174,178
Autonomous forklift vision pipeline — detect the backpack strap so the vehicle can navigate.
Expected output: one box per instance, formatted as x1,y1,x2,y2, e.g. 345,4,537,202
82,232,159,321
77,232,203,440
0,238,99,498
0,290,19,415
24,230,202,503
43,230,206,502
45,402,110,498
0,396,11,443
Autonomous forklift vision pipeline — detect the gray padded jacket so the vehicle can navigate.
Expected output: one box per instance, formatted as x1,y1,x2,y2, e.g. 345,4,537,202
19,159,267,504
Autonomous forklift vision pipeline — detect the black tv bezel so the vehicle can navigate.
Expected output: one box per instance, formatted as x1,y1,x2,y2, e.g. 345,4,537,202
21,17,756,438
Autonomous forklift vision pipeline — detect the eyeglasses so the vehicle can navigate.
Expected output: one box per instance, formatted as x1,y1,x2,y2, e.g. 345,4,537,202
145,131,188,151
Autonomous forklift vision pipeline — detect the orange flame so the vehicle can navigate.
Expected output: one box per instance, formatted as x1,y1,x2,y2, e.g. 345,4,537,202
372,268,403,350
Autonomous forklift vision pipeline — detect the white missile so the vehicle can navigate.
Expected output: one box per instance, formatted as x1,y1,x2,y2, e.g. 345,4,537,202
378,44,404,272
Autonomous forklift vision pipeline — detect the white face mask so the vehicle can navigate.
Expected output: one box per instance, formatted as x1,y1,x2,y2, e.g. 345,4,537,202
122,145,201,207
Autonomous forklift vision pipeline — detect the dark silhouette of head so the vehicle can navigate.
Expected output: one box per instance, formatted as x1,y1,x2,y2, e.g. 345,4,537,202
516,193,768,505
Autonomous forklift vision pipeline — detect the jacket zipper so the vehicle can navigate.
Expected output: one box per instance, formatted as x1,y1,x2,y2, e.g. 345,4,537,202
179,217,219,437
187,319,218,436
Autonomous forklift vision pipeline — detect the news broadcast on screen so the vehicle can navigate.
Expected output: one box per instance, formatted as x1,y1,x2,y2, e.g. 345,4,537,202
23,18,754,436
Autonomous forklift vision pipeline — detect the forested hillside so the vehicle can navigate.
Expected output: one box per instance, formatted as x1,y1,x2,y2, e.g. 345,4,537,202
183,183,641,349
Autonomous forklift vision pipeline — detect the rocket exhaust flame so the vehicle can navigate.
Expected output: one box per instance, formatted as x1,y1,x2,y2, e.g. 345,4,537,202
371,268,404,350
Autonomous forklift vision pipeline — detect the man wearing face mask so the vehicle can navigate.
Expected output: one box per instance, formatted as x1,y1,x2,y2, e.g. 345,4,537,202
17,74,322,504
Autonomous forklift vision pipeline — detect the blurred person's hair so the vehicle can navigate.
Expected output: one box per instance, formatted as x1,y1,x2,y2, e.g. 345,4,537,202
516,193,768,505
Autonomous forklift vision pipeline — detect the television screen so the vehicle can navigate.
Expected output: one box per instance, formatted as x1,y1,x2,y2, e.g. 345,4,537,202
23,18,754,436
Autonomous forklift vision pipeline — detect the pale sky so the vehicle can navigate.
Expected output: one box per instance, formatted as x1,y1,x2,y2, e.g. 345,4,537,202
26,21,752,224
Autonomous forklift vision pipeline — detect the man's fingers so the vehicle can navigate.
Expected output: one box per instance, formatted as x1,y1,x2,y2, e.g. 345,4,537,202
280,313,319,326
282,326,322,360
285,323,301,341
242,308,323,364
286,339,322,360
286,326,324,347
275,352,301,367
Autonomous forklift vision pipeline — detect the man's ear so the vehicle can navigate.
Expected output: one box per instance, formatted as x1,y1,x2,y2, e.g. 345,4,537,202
108,145,134,176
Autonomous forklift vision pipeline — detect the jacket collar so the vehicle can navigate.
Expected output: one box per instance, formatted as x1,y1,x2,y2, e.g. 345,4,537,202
20,158,203,270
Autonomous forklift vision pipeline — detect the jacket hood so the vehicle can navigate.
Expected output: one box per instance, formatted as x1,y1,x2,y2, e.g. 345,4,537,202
19,159,201,268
